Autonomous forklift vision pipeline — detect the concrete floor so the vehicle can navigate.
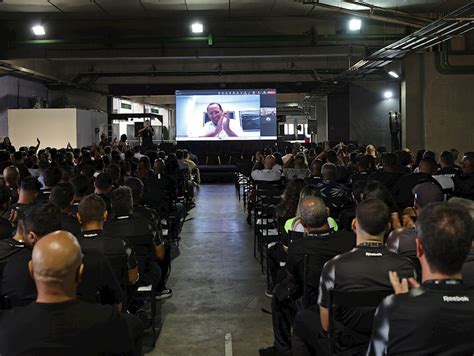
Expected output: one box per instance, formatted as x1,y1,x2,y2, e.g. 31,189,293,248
151,184,273,356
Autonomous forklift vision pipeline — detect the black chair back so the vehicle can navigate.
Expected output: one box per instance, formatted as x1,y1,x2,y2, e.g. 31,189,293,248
328,289,392,355
0,294,11,310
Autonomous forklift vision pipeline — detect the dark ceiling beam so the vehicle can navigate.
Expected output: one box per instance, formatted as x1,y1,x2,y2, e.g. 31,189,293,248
302,1,425,28
7,33,403,47
342,0,431,23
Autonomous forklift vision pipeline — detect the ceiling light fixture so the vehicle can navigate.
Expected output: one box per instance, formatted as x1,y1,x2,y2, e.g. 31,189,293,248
383,90,393,99
32,25,46,36
388,71,399,78
348,18,362,31
191,22,203,34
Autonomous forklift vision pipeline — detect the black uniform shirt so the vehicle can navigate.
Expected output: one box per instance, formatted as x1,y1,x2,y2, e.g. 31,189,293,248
0,300,133,356
318,243,414,335
386,228,421,276
462,249,474,287
2,247,124,307
78,229,138,271
367,280,474,356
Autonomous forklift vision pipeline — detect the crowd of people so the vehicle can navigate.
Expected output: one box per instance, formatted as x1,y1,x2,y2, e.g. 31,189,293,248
250,142,474,355
0,136,200,355
0,134,473,355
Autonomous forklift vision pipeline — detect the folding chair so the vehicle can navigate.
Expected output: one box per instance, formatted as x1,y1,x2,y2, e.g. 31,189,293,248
328,289,392,356
254,181,282,273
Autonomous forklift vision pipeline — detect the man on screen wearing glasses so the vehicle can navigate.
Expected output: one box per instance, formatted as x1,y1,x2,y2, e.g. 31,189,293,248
200,103,241,138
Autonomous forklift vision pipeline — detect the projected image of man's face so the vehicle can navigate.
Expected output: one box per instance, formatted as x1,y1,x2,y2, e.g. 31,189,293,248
207,104,224,125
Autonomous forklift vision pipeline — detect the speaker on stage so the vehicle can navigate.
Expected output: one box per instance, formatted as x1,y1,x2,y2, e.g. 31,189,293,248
134,122,144,137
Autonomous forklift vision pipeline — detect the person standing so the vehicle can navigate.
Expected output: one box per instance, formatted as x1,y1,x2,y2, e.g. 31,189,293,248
138,120,155,152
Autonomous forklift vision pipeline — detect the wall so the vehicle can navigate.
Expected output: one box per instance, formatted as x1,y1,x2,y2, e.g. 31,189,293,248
349,81,399,148
48,88,107,111
76,110,108,147
401,52,474,155
0,76,48,138
8,108,78,148
327,92,350,142
423,53,474,155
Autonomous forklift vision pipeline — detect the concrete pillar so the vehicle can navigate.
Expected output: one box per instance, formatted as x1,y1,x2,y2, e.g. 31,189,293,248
401,54,425,151
316,97,328,143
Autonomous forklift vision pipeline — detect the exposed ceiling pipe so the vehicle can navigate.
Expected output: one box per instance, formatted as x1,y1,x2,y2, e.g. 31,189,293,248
342,0,430,23
302,1,424,28
436,42,474,74
47,0,64,13
47,52,364,61
72,68,343,83
11,33,403,47
91,0,109,15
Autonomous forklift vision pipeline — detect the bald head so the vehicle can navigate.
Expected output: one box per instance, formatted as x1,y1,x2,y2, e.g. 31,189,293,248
31,231,82,286
264,155,276,170
299,196,328,230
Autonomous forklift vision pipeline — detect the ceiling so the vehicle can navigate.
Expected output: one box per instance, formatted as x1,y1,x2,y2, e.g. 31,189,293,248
0,0,472,102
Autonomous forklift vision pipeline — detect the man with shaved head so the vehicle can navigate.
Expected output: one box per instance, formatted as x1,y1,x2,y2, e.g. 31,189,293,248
260,196,355,356
0,231,144,355
2,202,124,308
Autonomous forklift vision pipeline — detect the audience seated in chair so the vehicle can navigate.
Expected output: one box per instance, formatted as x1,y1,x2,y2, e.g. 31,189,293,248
292,198,415,355
77,193,139,288
49,182,81,237
251,154,282,182
260,195,355,356
2,202,124,308
367,202,474,355
0,231,145,355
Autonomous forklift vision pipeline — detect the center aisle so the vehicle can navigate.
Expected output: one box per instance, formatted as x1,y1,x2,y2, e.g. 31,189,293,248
152,184,273,355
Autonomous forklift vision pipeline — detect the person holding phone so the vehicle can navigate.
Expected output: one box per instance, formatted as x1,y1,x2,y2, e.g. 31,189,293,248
138,120,154,152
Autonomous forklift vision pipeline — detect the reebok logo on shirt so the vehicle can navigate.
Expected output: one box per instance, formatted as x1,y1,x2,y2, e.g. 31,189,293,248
365,252,383,257
443,296,470,303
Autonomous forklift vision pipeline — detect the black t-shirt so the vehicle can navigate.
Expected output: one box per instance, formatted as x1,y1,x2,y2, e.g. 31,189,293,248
2,247,124,307
318,244,414,336
38,188,52,201
367,280,474,355
78,229,138,271
0,300,133,355
286,229,356,306
133,205,163,243
61,213,81,237
386,227,420,277
0,237,25,294
141,127,154,148
368,170,402,193
349,171,371,187
393,172,437,209
0,216,13,240
462,249,474,287
454,173,474,200
104,214,157,277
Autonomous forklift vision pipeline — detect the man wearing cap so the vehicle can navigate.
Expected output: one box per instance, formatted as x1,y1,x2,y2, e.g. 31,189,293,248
386,182,444,277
